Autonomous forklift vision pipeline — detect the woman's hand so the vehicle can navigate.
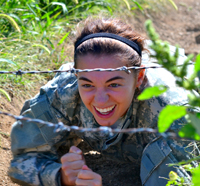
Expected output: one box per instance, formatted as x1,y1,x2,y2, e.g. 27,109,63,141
76,165,102,186
60,146,85,186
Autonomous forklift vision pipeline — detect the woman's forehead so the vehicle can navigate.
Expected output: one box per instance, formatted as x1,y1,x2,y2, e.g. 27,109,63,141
78,71,127,83
76,53,127,69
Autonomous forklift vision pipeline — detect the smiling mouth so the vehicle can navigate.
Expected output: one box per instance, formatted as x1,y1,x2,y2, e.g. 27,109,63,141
94,105,116,115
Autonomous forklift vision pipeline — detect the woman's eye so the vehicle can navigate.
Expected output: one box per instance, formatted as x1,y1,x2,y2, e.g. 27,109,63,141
109,83,120,87
82,84,93,88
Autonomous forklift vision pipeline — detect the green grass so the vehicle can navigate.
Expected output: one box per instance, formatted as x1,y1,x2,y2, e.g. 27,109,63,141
0,0,177,99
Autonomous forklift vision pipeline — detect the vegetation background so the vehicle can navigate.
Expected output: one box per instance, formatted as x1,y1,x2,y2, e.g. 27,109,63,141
0,0,200,185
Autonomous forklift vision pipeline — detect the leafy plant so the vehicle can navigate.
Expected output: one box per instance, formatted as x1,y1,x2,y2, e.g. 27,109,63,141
138,19,200,186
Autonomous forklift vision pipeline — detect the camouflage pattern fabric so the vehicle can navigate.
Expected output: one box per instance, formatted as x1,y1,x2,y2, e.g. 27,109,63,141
8,44,199,186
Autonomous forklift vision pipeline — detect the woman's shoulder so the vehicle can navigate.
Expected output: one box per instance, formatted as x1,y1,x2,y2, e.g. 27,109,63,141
31,62,81,122
136,59,190,128
141,40,191,106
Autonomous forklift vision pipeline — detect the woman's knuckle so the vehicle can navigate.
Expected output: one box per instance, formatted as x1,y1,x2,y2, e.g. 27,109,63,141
65,169,72,177
68,178,75,185
75,178,80,185
94,180,101,186
62,162,70,171
97,174,102,180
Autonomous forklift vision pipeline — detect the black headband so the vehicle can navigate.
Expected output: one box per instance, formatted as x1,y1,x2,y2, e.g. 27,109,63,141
74,33,142,56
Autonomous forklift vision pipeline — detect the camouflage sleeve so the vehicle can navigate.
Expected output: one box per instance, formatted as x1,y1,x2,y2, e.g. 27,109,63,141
138,92,200,185
8,62,81,186
8,100,73,186
140,135,199,186
137,65,200,185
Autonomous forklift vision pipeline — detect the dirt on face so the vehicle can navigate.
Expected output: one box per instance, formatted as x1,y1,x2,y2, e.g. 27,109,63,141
0,0,200,185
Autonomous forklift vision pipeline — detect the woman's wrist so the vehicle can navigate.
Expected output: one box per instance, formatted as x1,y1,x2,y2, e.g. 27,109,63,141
59,168,71,186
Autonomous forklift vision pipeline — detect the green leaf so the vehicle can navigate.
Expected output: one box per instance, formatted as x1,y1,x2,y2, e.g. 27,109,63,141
158,105,186,133
194,54,200,73
73,0,78,4
192,165,200,186
169,171,178,181
186,113,200,136
132,0,143,10
137,85,167,100
46,38,55,49
0,58,17,66
0,88,11,102
178,123,200,140
57,32,70,46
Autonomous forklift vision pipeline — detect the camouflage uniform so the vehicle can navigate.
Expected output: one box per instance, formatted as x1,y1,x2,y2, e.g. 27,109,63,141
9,44,199,186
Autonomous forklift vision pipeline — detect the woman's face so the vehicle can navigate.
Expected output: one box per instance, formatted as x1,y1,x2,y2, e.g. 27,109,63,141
77,54,139,127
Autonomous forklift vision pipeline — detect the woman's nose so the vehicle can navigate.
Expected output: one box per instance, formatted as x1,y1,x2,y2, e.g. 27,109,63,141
94,89,109,105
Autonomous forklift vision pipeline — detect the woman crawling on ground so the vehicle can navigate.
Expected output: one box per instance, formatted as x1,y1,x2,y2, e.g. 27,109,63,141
9,17,199,186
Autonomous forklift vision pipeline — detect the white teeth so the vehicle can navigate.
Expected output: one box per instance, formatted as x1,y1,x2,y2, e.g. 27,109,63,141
95,105,115,114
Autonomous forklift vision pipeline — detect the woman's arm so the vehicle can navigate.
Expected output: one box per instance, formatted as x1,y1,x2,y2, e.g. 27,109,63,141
8,95,80,186
9,62,82,186
8,108,66,186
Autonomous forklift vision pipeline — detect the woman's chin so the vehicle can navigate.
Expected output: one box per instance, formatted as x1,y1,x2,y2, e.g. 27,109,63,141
95,118,117,127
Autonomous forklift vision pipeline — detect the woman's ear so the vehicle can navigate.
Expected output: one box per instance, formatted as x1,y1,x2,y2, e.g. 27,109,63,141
136,67,145,88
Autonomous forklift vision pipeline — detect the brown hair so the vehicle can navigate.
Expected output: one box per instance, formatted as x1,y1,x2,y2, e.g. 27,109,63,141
74,17,147,69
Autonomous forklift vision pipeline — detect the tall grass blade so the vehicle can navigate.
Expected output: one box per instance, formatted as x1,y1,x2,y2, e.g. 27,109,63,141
67,1,107,14
51,2,68,14
8,14,23,25
0,14,21,32
32,44,51,54
26,3,38,17
122,0,131,10
167,0,178,10
0,58,17,66
0,89,11,102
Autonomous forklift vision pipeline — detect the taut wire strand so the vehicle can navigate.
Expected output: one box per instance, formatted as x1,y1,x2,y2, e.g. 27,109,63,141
0,62,194,76
0,111,186,140
0,63,196,139
0,65,162,75
0,62,195,75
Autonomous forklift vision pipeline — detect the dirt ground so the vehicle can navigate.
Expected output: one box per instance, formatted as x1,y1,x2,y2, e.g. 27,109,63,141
0,0,200,185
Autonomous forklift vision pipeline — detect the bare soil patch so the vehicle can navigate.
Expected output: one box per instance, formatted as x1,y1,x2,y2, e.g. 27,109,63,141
129,0,200,56
0,0,199,185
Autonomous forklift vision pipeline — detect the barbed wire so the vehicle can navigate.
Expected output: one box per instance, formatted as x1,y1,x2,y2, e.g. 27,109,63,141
0,111,187,140
0,63,196,140
0,62,195,76
0,66,161,75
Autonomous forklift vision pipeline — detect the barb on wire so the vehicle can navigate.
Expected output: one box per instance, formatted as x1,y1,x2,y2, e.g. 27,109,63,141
0,111,187,140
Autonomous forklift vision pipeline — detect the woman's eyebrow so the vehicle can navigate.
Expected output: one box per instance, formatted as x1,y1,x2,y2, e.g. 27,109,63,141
78,76,124,83
106,76,124,83
78,77,93,83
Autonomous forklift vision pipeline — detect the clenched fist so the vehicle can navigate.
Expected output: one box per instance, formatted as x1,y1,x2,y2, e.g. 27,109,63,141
61,146,85,185
76,165,102,186
60,146,102,186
